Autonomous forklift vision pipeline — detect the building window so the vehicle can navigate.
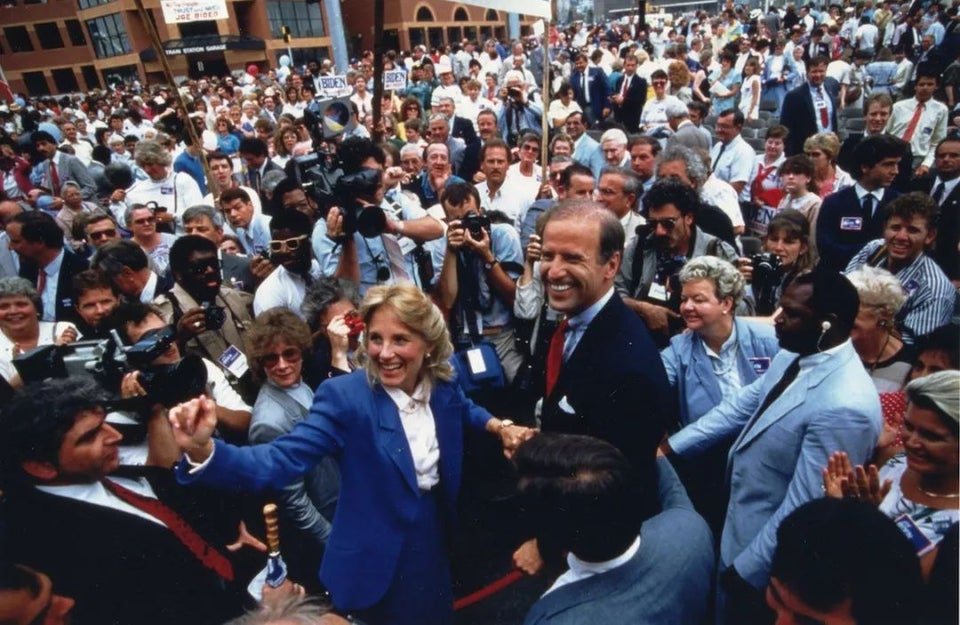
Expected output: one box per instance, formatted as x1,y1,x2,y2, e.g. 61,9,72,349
3,26,33,53
464,26,477,42
52,68,79,92
428,27,443,49
22,71,49,96
275,46,329,70
267,0,324,39
81,64,101,89
409,28,425,48
66,19,86,46
77,0,111,9
35,22,65,49
179,20,218,38
485,8,498,21
85,13,131,58
453,7,468,21
447,27,461,43
415,6,434,21
100,64,138,89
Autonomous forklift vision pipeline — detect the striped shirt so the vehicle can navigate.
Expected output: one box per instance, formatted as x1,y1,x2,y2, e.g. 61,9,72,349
846,240,956,344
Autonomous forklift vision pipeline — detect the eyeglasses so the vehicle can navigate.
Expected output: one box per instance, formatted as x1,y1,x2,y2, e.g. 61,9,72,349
521,144,539,152
186,259,219,275
647,217,679,230
89,228,117,240
269,235,307,253
132,216,156,226
282,199,312,212
259,347,302,368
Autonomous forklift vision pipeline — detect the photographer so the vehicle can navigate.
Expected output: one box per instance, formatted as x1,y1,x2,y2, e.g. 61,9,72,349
155,235,257,403
737,210,814,317
254,209,323,320
436,182,524,382
311,138,443,294
616,180,740,345
124,139,203,234
496,70,543,148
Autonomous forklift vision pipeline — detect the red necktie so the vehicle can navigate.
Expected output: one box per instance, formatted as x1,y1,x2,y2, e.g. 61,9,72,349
49,160,60,194
102,478,235,581
545,319,569,398
902,103,924,143
621,74,630,98
36,269,46,296
817,88,829,129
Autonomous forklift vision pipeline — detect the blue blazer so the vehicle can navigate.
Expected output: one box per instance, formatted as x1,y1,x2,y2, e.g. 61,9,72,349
661,319,781,428
522,459,714,625
570,67,609,123
816,186,899,272
670,342,881,587
177,370,492,609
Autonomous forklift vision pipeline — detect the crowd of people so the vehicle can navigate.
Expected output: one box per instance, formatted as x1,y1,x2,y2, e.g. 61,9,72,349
0,1,959,624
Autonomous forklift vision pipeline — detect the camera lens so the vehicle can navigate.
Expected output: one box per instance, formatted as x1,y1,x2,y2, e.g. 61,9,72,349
377,266,390,282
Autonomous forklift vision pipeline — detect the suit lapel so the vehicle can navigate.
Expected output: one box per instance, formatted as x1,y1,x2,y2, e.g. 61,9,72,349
690,342,724,406
374,387,420,495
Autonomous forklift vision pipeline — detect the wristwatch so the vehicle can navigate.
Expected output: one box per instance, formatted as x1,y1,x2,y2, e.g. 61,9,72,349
499,419,515,430
483,259,499,271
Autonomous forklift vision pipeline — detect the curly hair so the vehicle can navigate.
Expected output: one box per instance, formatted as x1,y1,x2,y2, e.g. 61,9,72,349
845,265,907,320
678,256,746,308
246,307,313,382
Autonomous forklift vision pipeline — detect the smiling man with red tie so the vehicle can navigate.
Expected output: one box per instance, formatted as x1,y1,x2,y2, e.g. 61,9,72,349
610,54,647,133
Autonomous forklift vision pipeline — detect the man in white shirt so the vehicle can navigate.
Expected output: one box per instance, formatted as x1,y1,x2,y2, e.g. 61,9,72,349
474,139,538,228
709,109,756,205
124,140,203,233
885,67,948,176
253,208,321,319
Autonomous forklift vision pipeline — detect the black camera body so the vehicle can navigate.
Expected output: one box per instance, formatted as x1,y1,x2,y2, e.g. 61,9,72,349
462,210,491,240
751,252,785,316
202,303,227,332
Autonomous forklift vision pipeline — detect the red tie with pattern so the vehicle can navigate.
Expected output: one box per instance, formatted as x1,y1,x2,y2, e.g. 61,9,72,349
544,319,569,398
49,159,60,194
817,88,829,129
102,478,235,581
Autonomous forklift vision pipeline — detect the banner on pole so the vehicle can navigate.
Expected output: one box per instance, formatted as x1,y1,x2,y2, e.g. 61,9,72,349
383,70,407,92
448,0,551,19
160,0,229,23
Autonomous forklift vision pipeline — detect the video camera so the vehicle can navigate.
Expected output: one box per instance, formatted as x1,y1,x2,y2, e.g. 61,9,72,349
13,327,208,412
751,252,784,316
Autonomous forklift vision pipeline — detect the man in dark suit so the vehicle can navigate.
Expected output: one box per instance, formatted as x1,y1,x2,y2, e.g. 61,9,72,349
0,377,248,625
435,96,481,182
32,130,98,201
912,136,960,281
817,134,906,271
239,137,283,214
7,211,88,323
610,54,647,133
570,53,609,128
780,56,839,156
92,239,174,303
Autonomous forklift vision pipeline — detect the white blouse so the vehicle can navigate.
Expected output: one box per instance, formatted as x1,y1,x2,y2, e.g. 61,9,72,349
385,383,440,491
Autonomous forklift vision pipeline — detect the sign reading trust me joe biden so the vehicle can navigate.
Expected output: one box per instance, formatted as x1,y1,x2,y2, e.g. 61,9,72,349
161,0,229,23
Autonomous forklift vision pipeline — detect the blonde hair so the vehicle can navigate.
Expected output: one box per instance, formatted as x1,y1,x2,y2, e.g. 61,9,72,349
803,132,842,162
355,284,454,386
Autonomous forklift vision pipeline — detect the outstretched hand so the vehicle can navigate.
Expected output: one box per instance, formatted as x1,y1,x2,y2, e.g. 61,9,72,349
168,396,218,463
822,451,891,506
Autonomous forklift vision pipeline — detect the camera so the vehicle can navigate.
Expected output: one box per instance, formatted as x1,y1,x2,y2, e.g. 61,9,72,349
12,327,209,411
202,303,227,332
293,152,386,239
461,211,491,240
751,252,784,316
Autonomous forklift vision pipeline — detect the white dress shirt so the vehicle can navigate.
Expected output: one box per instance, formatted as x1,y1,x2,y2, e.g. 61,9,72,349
36,477,166,526
544,536,641,597
384,383,440,491
885,97,948,169
39,249,64,321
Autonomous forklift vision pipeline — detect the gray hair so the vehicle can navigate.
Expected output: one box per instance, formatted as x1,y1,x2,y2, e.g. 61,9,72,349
600,128,628,146
399,143,422,159
261,170,288,196
600,165,642,198
678,256,746,308
906,370,960,426
437,96,456,108
0,276,40,315
224,596,337,625
664,100,689,118
845,266,907,319
656,144,708,190
134,139,172,168
123,203,154,227
182,204,225,228
301,277,361,331
428,112,450,125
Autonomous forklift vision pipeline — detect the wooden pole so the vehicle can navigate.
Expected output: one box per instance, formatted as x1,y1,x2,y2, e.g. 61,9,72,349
540,20,551,184
132,0,216,198
372,0,385,144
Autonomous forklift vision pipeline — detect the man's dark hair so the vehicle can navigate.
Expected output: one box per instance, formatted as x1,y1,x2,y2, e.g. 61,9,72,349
545,200,625,264
808,55,830,69
10,212,63,249
0,377,110,485
271,177,305,213
32,130,56,145
169,235,218,279
92,239,149,277
853,134,907,179
790,268,860,336
771,498,923,625
687,101,709,118
650,68,668,81
642,179,700,217
915,62,941,82
74,210,116,242
220,186,252,205
915,324,960,370
440,181,481,208
480,137,510,161
718,108,745,127
558,163,594,190
206,150,233,168
627,134,662,157
71,269,116,302
515,433,643,562
338,136,385,174
883,191,939,230
269,208,312,237
101,301,163,344
238,136,269,157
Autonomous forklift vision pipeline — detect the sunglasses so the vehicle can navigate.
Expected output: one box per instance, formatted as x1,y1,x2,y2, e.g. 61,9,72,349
259,347,302,368
269,235,307,253
132,216,156,226
647,217,679,230
89,228,117,240
186,259,219,275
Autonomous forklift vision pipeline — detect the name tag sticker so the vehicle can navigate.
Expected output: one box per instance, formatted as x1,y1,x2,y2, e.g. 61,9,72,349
749,357,772,376
218,345,249,379
648,283,669,301
160,186,175,195
903,279,920,296
894,514,933,555
814,99,828,109
922,126,933,136
840,216,863,231
466,348,487,375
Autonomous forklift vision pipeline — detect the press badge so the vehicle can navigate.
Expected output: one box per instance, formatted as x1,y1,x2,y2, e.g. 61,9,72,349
648,283,669,301
894,514,933,556
840,216,863,231
748,357,772,376
466,348,487,375
218,345,249,379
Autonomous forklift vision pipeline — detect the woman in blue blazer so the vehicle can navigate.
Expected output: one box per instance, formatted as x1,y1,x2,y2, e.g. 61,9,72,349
170,284,533,625
661,256,781,531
